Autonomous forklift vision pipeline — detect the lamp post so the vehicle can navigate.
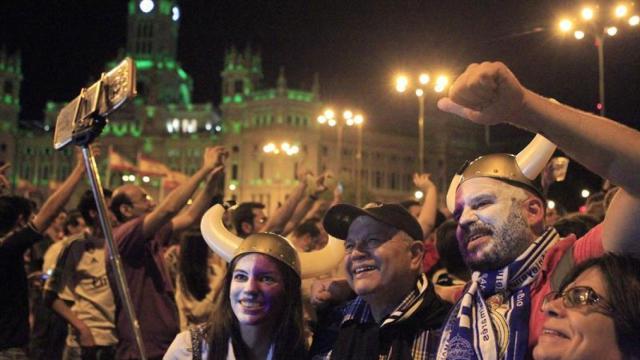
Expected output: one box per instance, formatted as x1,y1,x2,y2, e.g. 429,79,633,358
317,108,365,204
353,114,365,206
395,73,449,173
558,4,639,116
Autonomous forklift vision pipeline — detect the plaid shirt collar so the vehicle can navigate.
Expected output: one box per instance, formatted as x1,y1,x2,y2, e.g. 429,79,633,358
340,273,426,328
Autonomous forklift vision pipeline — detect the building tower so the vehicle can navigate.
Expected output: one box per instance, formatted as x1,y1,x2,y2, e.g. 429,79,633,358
220,45,263,103
0,48,21,166
125,0,192,106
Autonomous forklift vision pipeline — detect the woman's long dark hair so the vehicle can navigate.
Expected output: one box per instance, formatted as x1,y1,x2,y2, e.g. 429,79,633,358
207,253,306,360
559,253,640,358
178,231,212,300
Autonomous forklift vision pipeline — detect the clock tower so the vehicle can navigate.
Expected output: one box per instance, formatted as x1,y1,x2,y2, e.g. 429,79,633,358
124,0,191,106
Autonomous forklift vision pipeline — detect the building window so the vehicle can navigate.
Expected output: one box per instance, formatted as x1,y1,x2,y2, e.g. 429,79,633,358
22,164,30,179
232,164,238,180
374,171,383,188
60,164,69,180
259,162,264,179
293,162,298,180
389,172,399,190
3,81,13,95
361,169,369,185
404,174,413,191
234,80,243,94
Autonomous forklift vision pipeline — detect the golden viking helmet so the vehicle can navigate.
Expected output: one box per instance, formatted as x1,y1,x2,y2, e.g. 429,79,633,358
200,204,344,279
232,232,301,278
446,134,557,212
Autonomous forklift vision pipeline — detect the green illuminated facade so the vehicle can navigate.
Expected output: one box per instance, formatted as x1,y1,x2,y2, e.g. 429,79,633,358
0,48,21,167
4,0,485,209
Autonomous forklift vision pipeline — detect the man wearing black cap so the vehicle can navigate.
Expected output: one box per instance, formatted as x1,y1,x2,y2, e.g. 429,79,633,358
318,203,450,359
434,62,640,359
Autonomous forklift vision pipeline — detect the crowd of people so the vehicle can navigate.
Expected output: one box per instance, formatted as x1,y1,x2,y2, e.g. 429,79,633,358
1,61,639,360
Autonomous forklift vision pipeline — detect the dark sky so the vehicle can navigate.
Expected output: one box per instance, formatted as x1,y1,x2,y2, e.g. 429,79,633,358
2,0,639,209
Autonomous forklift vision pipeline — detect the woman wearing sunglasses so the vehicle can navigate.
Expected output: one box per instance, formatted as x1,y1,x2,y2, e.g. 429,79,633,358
533,253,640,360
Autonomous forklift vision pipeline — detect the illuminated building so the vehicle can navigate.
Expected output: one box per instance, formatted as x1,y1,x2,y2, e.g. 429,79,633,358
4,0,485,212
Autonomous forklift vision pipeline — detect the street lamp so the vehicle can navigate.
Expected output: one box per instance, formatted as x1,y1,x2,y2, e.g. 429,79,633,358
317,107,365,205
262,141,301,156
395,72,449,173
557,3,639,116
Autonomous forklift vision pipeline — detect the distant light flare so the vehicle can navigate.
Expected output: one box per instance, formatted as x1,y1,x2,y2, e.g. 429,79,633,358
395,75,409,93
614,4,628,18
581,7,594,20
548,200,556,209
324,109,335,119
559,19,573,32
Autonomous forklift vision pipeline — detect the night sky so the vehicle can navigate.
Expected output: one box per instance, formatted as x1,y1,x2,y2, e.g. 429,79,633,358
2,0,639,210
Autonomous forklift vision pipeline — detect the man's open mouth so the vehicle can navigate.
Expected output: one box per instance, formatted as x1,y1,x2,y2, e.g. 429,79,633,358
465,228,493,245
352,265,377,274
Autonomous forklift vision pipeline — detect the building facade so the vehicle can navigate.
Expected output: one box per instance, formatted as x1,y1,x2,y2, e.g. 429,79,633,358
5,0,485,213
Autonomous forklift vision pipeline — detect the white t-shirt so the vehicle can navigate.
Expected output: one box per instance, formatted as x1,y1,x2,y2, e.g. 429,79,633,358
163,331,275,360
45,233,116,347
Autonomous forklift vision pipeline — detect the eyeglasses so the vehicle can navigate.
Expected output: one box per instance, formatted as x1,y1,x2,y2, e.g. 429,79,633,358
542,286,614,315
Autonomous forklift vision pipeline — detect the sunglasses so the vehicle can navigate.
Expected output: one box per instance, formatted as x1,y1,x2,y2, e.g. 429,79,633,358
542,286,613,315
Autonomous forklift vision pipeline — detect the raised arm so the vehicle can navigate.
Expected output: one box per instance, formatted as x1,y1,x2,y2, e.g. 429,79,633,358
143,146,227,238
262,174,312,234
32,154,85,233
171,165,225,233
438,61,640,253
413,173,438,239
282,173,328,236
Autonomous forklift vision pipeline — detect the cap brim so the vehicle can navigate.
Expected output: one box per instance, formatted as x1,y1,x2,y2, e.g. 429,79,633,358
323,203,385,240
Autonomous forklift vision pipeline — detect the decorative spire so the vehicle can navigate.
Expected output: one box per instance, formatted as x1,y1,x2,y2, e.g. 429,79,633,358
277,66,287,94
312,72,320,99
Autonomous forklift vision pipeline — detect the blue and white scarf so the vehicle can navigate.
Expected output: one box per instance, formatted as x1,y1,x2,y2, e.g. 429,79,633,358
436,227,559,360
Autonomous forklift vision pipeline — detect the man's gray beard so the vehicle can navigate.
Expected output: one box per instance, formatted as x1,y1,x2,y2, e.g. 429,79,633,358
464,208,533,272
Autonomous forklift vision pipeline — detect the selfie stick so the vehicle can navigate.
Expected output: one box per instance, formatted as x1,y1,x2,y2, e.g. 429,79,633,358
54,60,147,360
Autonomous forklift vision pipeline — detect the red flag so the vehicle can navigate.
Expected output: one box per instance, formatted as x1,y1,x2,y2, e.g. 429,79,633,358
17,178,37,192
162,169,189,190
137,153,171,177
108,147,136,172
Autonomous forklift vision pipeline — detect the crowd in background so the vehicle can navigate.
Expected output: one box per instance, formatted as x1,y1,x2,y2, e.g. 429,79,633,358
1,61,639,360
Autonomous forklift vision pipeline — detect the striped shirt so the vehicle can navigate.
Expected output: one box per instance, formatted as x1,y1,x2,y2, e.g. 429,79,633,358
318,274,449,360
